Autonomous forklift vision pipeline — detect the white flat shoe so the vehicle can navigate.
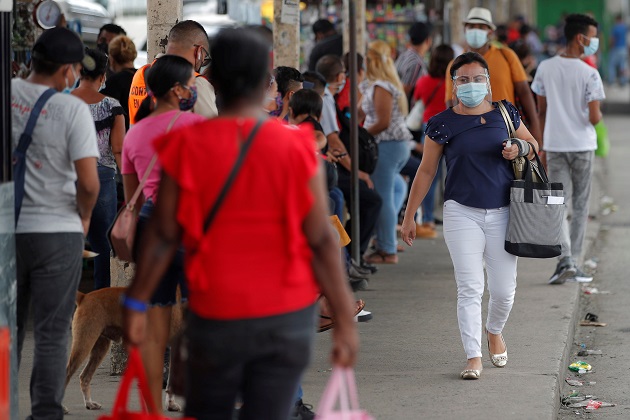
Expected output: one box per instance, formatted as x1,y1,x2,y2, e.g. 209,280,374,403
487,330,508,368
460,369,481,380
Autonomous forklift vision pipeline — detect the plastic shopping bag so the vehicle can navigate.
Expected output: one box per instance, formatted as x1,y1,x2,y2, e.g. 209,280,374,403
98,347,193,420
315,368,374,420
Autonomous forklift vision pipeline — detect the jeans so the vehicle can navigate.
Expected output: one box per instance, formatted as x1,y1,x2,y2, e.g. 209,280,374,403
337,170,383,256
372,140,410,254
184,304,317,420
393,174,407,219
329,187,345,222
443,201,517,359
16,232,84,420
547,151,594,267
87,165,117,289
608,46,628,85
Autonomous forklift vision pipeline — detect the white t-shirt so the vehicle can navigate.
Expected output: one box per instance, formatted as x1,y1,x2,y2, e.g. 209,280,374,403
11,79,99,234
320,87,340,137
531,56,605,152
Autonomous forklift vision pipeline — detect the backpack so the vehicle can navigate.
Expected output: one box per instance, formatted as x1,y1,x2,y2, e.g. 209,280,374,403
336,107,379,174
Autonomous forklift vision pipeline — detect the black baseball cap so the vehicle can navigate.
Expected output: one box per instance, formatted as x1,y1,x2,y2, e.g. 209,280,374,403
32,27,95,71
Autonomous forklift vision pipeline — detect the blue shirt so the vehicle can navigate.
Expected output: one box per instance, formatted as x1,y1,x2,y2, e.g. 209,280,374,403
612,23,627,48
425,100,520,209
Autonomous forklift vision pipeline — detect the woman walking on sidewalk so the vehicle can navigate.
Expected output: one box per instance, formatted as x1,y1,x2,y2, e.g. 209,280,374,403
122,28,358,419
401,52,539,379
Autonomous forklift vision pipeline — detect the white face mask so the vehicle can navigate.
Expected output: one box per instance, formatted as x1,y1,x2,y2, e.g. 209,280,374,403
465,28,489,49
100,78,106,91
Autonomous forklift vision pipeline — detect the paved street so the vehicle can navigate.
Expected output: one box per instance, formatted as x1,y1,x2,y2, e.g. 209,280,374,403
18,112,628,419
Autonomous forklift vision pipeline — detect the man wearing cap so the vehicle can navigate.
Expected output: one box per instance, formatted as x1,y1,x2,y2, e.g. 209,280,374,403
11,27,100,418
395,22,433,99
445,7,542,143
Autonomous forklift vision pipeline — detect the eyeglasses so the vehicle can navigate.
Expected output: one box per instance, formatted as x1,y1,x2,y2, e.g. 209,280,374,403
452,73,489,85
194,44,212,67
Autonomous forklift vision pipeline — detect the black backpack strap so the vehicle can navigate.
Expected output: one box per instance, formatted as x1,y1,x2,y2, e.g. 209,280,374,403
13,88,57,225
202,118,265,233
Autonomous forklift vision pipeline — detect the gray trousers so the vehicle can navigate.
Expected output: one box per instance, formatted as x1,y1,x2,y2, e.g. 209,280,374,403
547,151,594,266
16,232,84,420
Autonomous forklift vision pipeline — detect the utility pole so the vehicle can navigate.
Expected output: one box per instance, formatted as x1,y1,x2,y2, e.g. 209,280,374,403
147,0,182,61
343,0,366,56
273,0,300,68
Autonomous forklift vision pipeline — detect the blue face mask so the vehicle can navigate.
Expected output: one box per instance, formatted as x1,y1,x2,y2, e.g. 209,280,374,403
177,85,198,111
465,28,489,49
337,79,346,92
62,66,80,94
456,82,488,108
581,36,599,57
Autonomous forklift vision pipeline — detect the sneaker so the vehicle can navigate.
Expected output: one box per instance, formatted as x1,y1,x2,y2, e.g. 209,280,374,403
350,259,372,276
291,399,315,420
548,264,577,285
567,268,593,283
356,309,373,322
360,260,378,274
348,264,370,278
350,278,368,291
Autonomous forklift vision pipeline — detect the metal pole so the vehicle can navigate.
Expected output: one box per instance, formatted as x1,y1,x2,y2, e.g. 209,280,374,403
1,10,11,183
348,0,360,263
0,4,18,418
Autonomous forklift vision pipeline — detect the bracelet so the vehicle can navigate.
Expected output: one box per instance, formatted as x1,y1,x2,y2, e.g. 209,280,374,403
120,294,148,312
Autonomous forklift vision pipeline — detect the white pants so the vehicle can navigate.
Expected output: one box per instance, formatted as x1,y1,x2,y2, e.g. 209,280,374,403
443,200,518,359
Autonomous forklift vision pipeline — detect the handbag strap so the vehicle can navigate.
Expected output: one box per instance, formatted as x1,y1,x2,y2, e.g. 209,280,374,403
127,112,182,210
497,100,516,138
13,88,57,225
111,347,158,414
425,80,444,107
202,118,265,233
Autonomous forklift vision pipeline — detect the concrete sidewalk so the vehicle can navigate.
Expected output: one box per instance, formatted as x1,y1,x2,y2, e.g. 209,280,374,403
18,118,621,419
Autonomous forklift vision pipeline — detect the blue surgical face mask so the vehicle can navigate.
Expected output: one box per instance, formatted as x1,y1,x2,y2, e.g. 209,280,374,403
456,82,488,108
62,66,80,94
176,85,198,111
465,28,489,49
581,36,599,57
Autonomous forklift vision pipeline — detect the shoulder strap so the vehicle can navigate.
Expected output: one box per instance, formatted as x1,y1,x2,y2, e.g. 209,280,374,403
425,80,444,107
203,118,265,233
127,112,182,209
13,88,57,225
497,101,515,138
14,88,57,154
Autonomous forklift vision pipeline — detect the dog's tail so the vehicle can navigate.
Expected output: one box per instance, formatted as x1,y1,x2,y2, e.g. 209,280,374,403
76,291,85,306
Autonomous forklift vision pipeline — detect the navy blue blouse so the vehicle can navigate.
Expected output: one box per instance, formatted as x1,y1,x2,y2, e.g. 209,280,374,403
425,100,520,209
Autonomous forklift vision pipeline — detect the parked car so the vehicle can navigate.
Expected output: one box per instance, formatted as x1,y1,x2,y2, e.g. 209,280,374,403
59,0,112,46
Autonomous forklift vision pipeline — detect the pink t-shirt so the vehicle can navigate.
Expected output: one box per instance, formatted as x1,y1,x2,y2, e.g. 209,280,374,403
122,110,205,201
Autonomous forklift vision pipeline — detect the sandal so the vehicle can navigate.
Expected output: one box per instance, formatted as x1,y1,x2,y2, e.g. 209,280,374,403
318,299,365,333
364,250,398,265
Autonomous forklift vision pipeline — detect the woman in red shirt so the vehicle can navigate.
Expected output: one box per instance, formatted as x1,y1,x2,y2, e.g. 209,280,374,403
412,44,454,238
122,28,358,420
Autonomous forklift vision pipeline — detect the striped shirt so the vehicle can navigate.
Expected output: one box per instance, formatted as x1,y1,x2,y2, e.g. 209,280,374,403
395,48,427,89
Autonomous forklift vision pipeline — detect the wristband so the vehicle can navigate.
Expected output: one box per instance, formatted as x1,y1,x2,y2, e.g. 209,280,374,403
120,294,148,312
513,138,530,157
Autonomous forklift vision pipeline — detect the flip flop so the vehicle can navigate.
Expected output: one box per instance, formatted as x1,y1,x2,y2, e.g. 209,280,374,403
318,299,366,333
364,250,398,264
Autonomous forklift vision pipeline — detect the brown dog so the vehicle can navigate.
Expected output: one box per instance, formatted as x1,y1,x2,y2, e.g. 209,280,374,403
64,287,184,413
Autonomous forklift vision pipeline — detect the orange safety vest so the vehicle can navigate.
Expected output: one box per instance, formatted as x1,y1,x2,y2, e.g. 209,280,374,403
128,61,203,125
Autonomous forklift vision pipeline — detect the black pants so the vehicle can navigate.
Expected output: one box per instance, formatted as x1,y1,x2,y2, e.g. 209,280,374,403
337,170,383,256
184,304,317,420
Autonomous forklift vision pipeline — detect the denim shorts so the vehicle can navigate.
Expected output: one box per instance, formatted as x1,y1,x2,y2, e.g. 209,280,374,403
134,200,188,306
